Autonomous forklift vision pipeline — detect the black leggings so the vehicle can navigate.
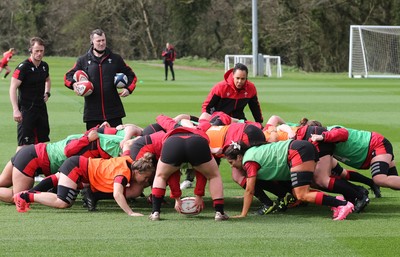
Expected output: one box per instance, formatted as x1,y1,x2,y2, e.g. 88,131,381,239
164,61,175,80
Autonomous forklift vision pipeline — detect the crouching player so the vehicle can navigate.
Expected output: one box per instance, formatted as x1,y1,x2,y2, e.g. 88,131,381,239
14,153,155,216
223,140,354,220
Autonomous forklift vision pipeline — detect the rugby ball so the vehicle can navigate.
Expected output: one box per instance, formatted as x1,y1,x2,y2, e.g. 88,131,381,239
73,70,89,82
75,81,94,97
114,73,128,88
180,197,201,215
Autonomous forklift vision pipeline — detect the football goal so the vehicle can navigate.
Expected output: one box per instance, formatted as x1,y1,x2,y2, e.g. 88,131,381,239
349,25,400,78
224,54,282,78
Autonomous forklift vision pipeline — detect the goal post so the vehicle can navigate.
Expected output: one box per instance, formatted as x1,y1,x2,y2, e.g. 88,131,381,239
349,25,400,78
224,54,282,78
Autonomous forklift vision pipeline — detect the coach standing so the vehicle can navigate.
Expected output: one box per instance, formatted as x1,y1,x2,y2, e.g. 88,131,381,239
9,37,51,152
64,29,137,130
202,63,264,125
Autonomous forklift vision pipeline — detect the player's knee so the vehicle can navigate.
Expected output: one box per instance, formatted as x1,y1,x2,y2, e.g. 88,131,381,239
371,161,390,177
54,200,72,209
57,185,79,206
291,171,314,188
294,193,308,202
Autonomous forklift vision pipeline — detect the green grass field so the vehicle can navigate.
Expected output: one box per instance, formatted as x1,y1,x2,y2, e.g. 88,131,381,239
0,56,400,257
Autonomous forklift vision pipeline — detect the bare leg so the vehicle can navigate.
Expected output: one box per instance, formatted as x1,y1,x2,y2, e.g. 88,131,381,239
32,173,77,208
0,188,13,203
0,161,13,187
12,168,34,195
371,156,400,189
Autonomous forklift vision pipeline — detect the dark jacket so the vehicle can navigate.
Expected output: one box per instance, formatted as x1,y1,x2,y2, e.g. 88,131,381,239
64,47,137,122
202,68,264,123
162,47,176,63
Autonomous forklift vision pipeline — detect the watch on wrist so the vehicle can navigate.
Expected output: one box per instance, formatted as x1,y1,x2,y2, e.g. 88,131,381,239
45,92,51,98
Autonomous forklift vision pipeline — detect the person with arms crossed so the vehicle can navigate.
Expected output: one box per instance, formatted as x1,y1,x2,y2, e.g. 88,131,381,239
9,37,51,152
64,29,137,130
0,48,16,79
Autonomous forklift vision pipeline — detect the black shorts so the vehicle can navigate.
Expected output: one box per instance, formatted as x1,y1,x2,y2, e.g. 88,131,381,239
11,144,41,178
59,156,89,184
288,140,319,168
142,123,164,136
243,124,266,146
17,105,50,146
130,135,151,160
160,133,212,166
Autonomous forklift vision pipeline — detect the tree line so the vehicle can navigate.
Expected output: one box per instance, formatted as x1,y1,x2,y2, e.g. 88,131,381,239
1,0,399,72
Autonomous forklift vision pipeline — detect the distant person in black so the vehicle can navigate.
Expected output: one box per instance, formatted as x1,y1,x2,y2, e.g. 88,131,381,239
162,42,176,81
9,37,51,151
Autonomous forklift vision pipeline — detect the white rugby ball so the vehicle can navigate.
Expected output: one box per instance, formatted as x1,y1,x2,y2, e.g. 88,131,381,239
114,73,128,88
75,81,94,97
73,70,89,82
180,197,201,215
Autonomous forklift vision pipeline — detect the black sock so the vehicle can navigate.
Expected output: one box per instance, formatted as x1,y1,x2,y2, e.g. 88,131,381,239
214,204,224,214
331,178,362,203
347,170,374,187
152,195,164,213
322,195,347,207
31,176,57,192
20,192,32,203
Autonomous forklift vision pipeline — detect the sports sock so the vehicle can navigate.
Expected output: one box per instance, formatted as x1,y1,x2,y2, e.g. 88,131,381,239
328,177,361,203
346,170,374,187
20,191,35,203
213,199,225,214
31,174,58,192
321,194,347,207
151,188,166,213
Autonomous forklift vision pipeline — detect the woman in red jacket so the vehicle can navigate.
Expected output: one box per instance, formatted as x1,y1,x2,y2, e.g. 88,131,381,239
161,42,175,81
202,63,264,124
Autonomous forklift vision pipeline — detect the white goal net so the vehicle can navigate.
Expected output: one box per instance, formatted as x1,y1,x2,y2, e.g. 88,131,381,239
224,54,282,77
349,25,400,78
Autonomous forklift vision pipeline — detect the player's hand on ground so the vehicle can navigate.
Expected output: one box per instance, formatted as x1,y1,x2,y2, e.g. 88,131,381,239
128,212,144,216
231,214,246,219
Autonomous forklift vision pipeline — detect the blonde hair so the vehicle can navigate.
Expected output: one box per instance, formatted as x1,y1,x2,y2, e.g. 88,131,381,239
131,152,156,173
